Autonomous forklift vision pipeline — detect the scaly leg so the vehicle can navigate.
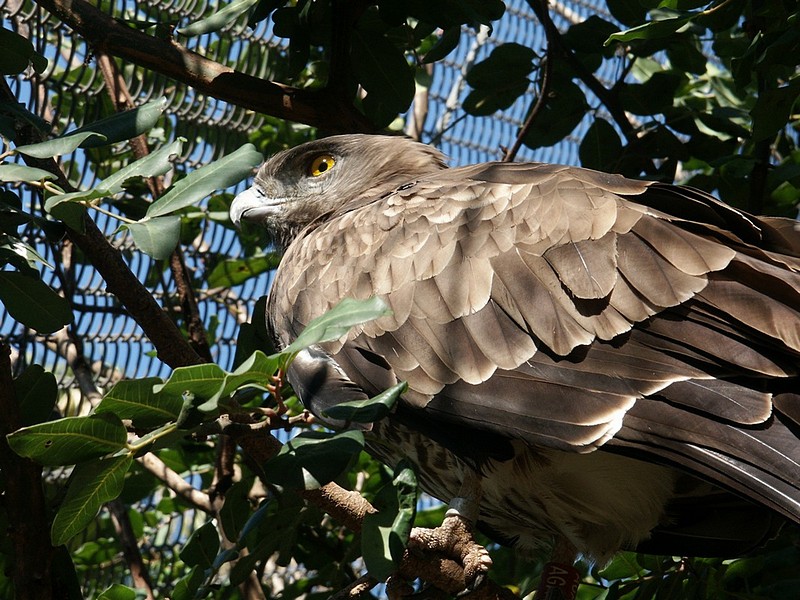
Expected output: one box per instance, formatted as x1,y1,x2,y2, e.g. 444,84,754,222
408,470,493,590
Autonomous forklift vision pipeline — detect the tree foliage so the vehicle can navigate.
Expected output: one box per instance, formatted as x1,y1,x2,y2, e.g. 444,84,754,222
1,0,799,598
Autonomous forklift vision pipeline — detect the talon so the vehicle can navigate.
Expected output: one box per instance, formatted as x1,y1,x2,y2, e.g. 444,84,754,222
408,500,492,592
267,368,287,413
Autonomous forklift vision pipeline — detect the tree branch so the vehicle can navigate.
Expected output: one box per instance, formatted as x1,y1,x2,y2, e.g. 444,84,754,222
0,344,56,600
137,453,214,512
504,42,554,161
227,418,517,599
0,79,204,370
33,0,375,133
108,500,156,600
525,0,638,143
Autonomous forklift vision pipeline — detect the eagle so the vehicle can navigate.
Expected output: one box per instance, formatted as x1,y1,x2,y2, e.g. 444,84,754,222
230,134,800,580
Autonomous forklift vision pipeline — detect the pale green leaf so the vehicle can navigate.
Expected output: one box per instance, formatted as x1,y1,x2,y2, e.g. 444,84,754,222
15,132,106,158
6,413,127,466
95,378,183,428
146,143,263,218
285,297,391,355
177,0,260,36
96,584,137,600
122,215,181,260
154,363,226,410
0,164,56,183
51,455,133,545
45,138,184,212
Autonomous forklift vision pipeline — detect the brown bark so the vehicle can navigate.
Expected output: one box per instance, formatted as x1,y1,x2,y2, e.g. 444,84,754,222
33,0,375,133
0,345,55,600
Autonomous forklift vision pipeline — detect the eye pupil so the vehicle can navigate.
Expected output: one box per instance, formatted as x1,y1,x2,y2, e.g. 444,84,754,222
310,155,335,177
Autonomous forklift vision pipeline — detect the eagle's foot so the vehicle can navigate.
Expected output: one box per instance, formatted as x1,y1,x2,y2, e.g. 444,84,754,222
408,500,492,591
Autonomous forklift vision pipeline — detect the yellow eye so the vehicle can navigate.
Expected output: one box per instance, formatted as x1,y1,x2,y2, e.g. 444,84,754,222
309,155,335,177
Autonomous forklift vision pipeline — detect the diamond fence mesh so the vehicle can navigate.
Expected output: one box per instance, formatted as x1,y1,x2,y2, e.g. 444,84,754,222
1,0,620,592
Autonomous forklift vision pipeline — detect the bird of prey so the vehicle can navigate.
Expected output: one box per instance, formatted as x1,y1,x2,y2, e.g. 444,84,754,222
230,134,800,575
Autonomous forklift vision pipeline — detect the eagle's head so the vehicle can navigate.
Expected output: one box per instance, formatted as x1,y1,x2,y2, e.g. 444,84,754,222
230,134,447,250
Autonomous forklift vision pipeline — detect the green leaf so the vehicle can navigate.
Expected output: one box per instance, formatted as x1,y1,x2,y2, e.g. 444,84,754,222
45,138,184,212
362,461,418,581
606,12,694,45
95,378,183,428
751,79,800,143
248,0,287,27
463,80,530,116
171,566,205,600
212,350,280,405
146,143,263,218
207,252,282,287
6,413,127,466
0,27,42,75
350,29,415,124
154,363,226,412
177,0,260,36
522,75,587,149
96,584,137,600
323,382,406,424
219,480,253,541
15,132,106,158
122,215,181,260
466,43,536,88
17,98,168,157
463,44,535,115
619,70,687,116
285,297,392,355
605,0,650,27
597,551,644,581
71,97,168,149
422,26,461,64
14,364,58,427
51,455,134,545
180,521,220,568
0,164,56,183
262,430,364,490
580,119,623,173
0,270,73,334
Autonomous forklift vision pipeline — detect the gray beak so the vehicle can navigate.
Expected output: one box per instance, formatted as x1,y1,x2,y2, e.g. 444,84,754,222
230,185,281,227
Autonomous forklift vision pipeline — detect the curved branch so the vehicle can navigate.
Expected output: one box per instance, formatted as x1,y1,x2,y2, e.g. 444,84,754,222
33,0,375,133
1,77,204,369
526,0,638,143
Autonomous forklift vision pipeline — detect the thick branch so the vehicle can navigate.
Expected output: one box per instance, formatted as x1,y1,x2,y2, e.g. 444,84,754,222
0,345,55,600
0,79,204,369
33,0,374,133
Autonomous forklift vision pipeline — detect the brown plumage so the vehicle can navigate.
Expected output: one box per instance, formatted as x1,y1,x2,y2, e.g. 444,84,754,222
231,134,800,562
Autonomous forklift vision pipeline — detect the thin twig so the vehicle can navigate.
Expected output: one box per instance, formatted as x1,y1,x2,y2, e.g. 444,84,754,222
504,55,553,162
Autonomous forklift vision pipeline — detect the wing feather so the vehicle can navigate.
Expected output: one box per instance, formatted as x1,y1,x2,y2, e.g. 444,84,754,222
267,157,800,524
